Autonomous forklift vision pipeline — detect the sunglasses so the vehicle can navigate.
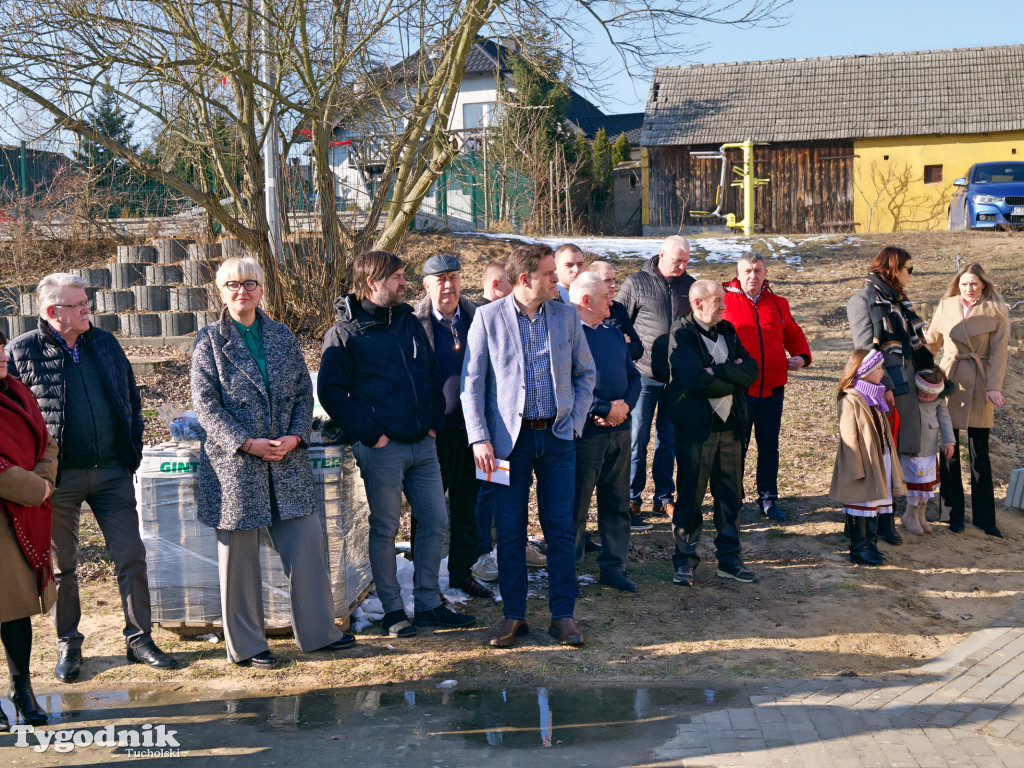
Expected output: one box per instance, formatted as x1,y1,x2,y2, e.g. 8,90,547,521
903,265,914,275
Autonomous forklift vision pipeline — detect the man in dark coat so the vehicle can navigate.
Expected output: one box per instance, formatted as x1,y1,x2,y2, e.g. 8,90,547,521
668,280,759,587
587,260,643,362
319,251,475,639
6,273,176,682
412,254,492,600
616,236,695,520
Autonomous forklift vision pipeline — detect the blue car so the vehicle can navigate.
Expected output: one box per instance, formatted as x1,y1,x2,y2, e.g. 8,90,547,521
948,161,1024,230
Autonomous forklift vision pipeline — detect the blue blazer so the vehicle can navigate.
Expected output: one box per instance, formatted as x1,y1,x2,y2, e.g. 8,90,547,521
461,295,595,459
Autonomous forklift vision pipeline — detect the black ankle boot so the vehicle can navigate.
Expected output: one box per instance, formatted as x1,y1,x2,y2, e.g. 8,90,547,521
9,675,48,726
876,512,902,545
864,516,886,562
0,703,8,732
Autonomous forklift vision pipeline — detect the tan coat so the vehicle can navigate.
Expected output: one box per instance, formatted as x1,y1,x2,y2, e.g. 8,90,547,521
830,389,907,504
0,435,58,622
925,296,1010,430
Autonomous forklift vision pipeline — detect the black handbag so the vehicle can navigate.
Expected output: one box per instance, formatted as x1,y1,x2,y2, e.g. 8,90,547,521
885,363,910,396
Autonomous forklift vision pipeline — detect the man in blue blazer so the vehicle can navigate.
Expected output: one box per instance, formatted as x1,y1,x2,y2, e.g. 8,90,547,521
461,244,595,648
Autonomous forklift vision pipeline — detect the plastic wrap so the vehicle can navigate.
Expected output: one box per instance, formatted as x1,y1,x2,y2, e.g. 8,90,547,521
137,443,372,627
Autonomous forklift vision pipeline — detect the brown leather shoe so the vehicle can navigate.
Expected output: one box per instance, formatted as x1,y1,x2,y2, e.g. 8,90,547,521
458,576,494,600
651,502,674,517
548,618,584,646
629,499,642,517
487,619,529,648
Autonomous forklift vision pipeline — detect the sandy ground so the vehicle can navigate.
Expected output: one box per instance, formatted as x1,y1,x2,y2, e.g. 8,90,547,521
16,229,1024,698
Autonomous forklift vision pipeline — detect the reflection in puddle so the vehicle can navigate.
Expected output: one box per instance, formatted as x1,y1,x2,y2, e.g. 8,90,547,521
29,685,735,749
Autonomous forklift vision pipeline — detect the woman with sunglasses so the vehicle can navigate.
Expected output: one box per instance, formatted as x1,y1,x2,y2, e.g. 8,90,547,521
925,263,1010,537
190,257,354,669
847,246,934,546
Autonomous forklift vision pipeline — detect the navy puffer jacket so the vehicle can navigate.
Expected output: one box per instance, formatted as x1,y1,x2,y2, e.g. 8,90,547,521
6,320,144,474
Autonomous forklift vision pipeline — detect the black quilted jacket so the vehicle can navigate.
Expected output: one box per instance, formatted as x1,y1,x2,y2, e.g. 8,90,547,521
5,320,144,474
616,257,696,382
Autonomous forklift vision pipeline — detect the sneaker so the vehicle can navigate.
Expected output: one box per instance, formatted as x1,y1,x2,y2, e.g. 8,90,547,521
716,561,758,583
672,565,694,586
471,553,499,582
525,543,547,568
761,501,786,522
630,514,653,532
414,604,476,629
650,502,674,517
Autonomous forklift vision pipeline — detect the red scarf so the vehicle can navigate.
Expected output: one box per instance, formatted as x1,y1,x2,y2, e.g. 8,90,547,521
0,376,55,592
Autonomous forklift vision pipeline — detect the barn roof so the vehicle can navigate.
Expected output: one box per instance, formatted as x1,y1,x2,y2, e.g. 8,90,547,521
641,45,1024,146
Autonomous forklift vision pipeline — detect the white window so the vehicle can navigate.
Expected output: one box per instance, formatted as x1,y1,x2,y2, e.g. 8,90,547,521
463,102,494,130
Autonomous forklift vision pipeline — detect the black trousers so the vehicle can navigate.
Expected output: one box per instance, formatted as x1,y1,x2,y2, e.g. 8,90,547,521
743,387,785,505
672,428,744,570
939,427,995,530
411,426,480,585
572,429,632,574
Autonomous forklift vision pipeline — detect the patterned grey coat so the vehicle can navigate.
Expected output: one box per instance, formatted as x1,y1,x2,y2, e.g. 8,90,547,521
190,308,317,530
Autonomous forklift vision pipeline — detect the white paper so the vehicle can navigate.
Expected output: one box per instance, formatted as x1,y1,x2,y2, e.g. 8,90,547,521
475,459,511,485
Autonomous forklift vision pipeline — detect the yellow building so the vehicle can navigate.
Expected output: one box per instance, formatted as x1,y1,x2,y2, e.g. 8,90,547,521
642,45,1024,234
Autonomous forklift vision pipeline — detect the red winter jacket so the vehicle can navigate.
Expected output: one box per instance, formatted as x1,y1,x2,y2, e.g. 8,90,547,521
721,278,812,398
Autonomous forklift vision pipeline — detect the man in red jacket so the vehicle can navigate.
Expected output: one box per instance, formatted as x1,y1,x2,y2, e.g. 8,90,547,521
722,253,811,522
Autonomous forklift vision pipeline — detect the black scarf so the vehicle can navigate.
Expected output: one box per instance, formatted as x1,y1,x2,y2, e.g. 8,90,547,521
864,275,932,370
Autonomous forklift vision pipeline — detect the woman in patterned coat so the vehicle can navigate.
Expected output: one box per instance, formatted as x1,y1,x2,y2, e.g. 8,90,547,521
191,257,354,668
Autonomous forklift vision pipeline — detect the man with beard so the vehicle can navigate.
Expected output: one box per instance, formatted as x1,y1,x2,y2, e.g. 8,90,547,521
319,251,476,639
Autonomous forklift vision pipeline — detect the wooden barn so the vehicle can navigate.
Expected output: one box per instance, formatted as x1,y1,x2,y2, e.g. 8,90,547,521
641,45,1024,234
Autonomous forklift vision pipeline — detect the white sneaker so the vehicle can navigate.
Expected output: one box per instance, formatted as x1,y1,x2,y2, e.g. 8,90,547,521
471,553,499,582
525,543,547,568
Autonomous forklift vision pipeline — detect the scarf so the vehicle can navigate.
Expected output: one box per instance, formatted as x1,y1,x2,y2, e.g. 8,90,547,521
864,274,932,369
852,378,889,412
0,377,55,592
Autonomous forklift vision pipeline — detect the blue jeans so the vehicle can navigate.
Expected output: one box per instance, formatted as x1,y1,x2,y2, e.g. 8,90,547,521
492,428,576,621
629,376,675,506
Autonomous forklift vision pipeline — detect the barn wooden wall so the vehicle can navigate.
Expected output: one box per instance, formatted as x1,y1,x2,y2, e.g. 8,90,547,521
646,142,856,234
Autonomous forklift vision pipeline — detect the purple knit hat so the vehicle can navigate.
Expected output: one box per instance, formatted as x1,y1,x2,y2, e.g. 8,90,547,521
856,349,884,378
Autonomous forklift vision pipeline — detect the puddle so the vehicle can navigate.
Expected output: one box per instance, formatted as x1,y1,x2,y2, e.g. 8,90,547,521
31,684,737,749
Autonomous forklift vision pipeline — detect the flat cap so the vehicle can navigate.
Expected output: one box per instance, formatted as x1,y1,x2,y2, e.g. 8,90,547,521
422,253,462,276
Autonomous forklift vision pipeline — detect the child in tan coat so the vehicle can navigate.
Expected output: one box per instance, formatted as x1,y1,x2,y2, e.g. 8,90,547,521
830,348,907,566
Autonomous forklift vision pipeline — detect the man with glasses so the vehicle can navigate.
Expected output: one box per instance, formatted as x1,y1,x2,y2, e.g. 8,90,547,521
5,273,176,682
319,251,475,639
413,255,492,600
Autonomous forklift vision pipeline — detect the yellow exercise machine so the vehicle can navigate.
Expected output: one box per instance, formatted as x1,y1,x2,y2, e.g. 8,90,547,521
689,140,770,236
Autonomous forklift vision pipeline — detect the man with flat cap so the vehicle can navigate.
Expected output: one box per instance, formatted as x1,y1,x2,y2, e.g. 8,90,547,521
413,254,493,599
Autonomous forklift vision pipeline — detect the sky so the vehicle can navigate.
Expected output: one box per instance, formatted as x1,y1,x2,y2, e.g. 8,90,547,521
581,0,1021,114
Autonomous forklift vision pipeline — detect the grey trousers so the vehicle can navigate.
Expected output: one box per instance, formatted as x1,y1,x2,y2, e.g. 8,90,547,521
351,436,445,615
215,502,342,663
50,464,152,651
573,429,632,574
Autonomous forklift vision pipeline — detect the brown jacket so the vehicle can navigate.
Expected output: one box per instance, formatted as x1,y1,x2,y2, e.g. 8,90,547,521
925,296,1010,430
0,435,58,622
830,389,907,505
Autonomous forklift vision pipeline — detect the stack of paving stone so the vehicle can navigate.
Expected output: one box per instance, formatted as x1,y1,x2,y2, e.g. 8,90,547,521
1,237,232,338
138,442,372,627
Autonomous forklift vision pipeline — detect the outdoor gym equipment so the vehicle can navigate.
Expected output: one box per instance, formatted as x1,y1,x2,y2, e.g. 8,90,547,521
689,140,770,236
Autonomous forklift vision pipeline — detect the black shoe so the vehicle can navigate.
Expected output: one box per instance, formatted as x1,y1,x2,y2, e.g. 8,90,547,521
235,650,276,669
876,513,902,545
717,561,758,583
981,526,1003,538
414,604,476,629
630,514,653,532
8,676,48,726
761,501,786,522
457,576,494,600
316,634,356,652
848,514,884,565
584,537,602,553
599,570,637,592
0,704,8,732
127,639,178,669
55,648,81,683
673,565,694,586
949,519,965,533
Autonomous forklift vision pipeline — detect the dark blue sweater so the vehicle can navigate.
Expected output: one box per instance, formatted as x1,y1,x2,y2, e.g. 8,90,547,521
430,309,472,427
581,322,641,438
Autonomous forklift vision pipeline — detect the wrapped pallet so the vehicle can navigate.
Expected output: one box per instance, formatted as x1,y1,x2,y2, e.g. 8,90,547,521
137,442,371,628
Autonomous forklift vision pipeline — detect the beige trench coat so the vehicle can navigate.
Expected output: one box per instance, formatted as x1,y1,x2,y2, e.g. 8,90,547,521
0,435,58,622
925,296,1010,430
830,389,907,504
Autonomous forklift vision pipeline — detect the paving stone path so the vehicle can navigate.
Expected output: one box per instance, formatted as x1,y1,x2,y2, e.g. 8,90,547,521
652,613,1024,768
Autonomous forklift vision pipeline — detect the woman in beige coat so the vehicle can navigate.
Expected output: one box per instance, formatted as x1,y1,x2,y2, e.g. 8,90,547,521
925,263,1010,537
0,330,57,729
830,349,907,566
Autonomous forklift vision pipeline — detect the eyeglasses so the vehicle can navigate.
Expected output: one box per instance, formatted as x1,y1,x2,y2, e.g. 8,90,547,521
222,280,261,292
903,265,914,275
53,301,93,311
